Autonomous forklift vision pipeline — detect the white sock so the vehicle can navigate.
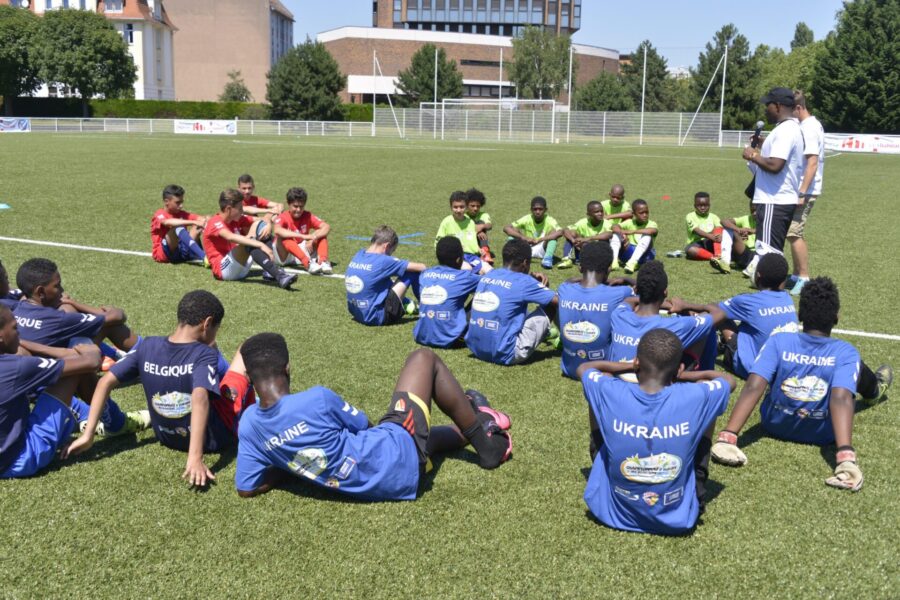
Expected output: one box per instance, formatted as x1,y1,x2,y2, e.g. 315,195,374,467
610,235,621,263
721,231,734,264
628,235,652,265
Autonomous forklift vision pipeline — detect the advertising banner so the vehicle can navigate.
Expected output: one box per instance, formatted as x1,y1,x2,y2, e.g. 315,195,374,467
173,119,237,135
824,133,900,154
0,118,31,133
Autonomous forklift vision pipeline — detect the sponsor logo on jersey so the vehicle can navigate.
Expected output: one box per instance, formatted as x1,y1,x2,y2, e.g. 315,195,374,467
663,486,684,506
151,391,192,419
337,457,356,480
325,478,340,489
642,491,660,507
620,453,682,483
472,291,501,312
420,285,449,306
771,322,800,335
394,398,406,412
563,320,601,344
485,320,499,331
287,448,328,480
344,275,365,294
576,349,587,359
780,375,829,403
614,486,639,502
436,311,450,320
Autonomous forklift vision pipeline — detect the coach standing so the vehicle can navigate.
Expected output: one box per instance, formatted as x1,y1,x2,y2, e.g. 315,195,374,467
741,87,805,279
786,90,825,295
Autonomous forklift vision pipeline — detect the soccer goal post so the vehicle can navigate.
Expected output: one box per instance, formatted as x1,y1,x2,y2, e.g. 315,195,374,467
420,98,557,143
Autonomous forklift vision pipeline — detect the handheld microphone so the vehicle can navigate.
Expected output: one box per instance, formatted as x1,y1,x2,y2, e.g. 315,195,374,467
750,120,764,149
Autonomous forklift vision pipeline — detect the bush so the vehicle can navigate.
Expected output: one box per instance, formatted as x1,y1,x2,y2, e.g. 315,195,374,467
6,97,269,119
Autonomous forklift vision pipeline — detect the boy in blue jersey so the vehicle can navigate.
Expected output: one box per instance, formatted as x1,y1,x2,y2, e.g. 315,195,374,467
0,304,103,478
712,278,893,491
345,226,426,326
578,329,737,535
66,290,253,487
557,242,634,379
608,261,719,374
234,336,512,499
414,237,482,348
465,239,559,366
12,258,149,436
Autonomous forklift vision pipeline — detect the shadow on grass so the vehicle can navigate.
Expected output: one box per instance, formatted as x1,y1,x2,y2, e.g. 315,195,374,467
53,434,158,473
464,347,559,367
736,422,769,450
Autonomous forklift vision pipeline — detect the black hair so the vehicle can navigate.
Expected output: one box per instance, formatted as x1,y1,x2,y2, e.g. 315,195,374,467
637,328,683,378
755,253,789,290
502,238,531,266
218,188,243,210
586,200,603,211
449,190,467,204
632,199,648,210
177,290,225,327
237,174,254,185
163,184,185,200
16,258,58,298
799,277,840,333
579,241,613,273
531,196,547,208
286,187,308,203
466,188,486,206
694,192,710,201
0,304,11,328
242,332,290,383
635,260,667,304
0,259,7,290
370,225,399,249
436,236,464,267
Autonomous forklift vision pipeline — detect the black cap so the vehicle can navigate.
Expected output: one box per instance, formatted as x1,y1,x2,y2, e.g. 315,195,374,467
760,87,795,106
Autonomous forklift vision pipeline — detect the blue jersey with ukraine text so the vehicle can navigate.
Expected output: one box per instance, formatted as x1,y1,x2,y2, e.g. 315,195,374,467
464,268,556,365
111,336,231,452
0,355,65,473
12,302,105,347
582,370,730,535
413,266,481,348
751,332,859,445
608,304,713,364
558,281,634,379
235,386,421,500
345,250,409,326
719,290,798,378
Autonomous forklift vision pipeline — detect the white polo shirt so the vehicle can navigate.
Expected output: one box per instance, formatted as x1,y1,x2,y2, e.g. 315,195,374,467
751,118,805,205
800,115,825,196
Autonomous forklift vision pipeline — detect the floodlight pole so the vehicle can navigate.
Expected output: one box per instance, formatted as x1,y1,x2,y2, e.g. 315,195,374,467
639,43,647,145
566,42,573,143
498,47,503,141
372,50,377,136
434,47,438,104
718,43,728,147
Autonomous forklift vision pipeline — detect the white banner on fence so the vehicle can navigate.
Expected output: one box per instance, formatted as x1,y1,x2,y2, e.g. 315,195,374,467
824,133,900,154
0,118,31,133
173,119,237,136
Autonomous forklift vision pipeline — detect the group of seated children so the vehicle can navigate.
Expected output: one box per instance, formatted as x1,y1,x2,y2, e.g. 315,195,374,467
151,174,333,289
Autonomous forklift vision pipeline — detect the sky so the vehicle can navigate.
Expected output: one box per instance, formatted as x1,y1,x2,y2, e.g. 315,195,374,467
282,0,846,69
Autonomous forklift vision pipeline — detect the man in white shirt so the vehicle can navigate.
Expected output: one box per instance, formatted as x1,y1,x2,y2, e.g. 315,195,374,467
786,90,825,296
740,87,805,280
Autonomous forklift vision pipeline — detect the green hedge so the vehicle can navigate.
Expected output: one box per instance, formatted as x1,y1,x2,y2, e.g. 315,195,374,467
4,97,385,121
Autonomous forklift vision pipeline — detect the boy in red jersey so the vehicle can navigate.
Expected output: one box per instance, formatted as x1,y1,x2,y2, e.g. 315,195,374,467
272,187,333,275
237,174,282,242
151,185,208,264
202,189,297,289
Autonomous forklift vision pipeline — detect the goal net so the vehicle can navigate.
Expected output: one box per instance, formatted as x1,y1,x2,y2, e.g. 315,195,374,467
419,98,557,143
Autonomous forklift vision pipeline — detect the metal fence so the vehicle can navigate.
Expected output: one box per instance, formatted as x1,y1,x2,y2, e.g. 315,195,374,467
19,114,745,147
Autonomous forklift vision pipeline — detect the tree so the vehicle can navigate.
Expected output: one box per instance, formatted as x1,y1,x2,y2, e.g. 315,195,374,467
510,26,573,100
395,43,463,107
32,9,136,117
267,40,346,121
815,0,900,133
574,71,633,112
218,70,252,103
690,24,762,130
756,42,824,101
791,22,815,49
621,40,675,111
0,6,41,116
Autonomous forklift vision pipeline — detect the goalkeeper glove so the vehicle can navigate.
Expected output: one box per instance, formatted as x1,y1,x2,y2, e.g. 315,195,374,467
825,448,863,492
711,430,747,466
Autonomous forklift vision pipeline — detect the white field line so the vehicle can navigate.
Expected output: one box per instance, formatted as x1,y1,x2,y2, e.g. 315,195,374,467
2,235,899,341
0,235,345,280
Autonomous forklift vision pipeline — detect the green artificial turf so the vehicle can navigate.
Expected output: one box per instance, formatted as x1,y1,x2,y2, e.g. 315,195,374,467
0,133,897,598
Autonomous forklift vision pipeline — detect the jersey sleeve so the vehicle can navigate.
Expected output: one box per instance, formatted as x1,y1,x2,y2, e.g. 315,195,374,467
462,271,482,294
802,121,822,157
719,294,751,321
256,197,271,208
832,344,861,395
712,214,721,227
322,388,369,433
239,216,254,235
521,276,557,306
700,378,731,421
150,212,167,236
191,348,221,395
480,212,492,225
674,314,713,348
59,311,106,341
309,213,325,229
511,215,530,231
386,256,409,278
581,368,610,417
546,216,560,231
435,217,453,245
749,337,780,383
15,356,65,396
768,126,794,161
109,348,141,384
235,426,271,492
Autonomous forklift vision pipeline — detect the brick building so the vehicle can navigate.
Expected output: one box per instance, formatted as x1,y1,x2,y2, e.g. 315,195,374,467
319,26,617,105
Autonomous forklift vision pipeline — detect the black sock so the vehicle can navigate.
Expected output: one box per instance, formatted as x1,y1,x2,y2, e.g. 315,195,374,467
463,418,507,469
694,436,712,513
858,361,879,400
249,248,281,279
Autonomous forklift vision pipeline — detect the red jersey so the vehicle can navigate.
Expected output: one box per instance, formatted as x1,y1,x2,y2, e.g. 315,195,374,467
202,214,254,278
243,195,271,209
151,208,200,263
274,210,325,236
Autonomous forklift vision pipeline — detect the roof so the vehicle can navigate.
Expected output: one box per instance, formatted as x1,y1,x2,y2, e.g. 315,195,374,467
269,0,293,21
317,26,618,60
100,0,173,28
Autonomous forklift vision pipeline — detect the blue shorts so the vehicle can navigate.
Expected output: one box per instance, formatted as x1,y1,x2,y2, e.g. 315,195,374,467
0,392,77,479
463,253,483,273
161,236,193,263
620,245,657,265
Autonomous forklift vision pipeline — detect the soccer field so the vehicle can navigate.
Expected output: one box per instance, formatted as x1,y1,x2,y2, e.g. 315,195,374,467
0,133,898,598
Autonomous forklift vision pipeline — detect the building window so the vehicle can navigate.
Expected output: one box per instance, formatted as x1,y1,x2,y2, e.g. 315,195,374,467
45,0,52,9
105,0,123,12
461,59,501,67
124,23,133,43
